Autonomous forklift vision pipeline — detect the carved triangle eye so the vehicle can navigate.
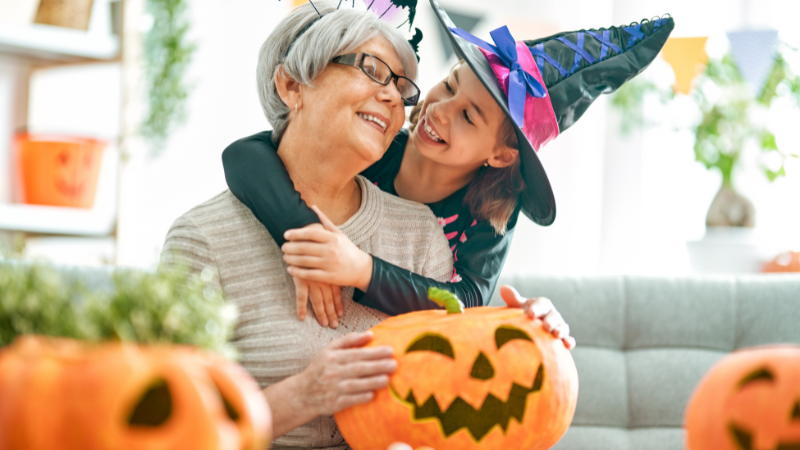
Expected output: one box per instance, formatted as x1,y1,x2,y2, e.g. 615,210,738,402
737,367,774,391
495,326,532,350
128,379,172,427
792,402,800,420
406,334,454,359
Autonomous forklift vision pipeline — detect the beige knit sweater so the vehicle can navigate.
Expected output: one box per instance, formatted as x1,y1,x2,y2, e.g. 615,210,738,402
160,175,453,449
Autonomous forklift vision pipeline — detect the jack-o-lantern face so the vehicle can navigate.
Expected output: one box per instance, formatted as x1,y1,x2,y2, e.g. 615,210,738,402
16,135,105,209
685,346,800,450
0,336,272,450
53,147,97,198
335,307,578,450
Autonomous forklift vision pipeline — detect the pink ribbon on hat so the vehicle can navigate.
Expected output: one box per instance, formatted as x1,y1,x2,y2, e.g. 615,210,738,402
451,26,560,151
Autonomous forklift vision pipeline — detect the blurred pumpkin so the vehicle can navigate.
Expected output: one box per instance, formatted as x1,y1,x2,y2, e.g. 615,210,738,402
0,335,271,450
685,346,800,450
763,251,800,273
15,134,105,209
384,444,434,450
336,306,578,450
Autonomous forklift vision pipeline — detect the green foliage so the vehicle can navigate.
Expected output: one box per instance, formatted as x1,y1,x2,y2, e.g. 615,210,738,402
610,47,800,188
0,264,88,346
141,0,196,155
0,262,236,356
428,287,465,314
85,266,237,355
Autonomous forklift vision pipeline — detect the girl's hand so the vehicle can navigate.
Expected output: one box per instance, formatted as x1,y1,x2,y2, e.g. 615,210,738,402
296,331,396,416
292,276,343,328
282,206,373,291
500,285,576,350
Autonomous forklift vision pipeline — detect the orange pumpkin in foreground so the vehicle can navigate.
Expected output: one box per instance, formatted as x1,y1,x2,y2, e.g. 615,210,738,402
0,336,271,450
336,307,579,450
685,346,800,450
763,251,800,273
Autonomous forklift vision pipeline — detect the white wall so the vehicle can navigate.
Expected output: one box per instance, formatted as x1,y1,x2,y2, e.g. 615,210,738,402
116,0,291,267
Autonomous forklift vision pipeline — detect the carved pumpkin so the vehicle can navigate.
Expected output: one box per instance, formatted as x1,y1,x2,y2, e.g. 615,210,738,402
763,251,800,273
16,134,105,208
0,336,271,450
336,306,579,450
685,346,800,450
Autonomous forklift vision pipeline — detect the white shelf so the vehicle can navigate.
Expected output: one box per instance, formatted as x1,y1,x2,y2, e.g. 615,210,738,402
0,23,118,63
0,203,115,236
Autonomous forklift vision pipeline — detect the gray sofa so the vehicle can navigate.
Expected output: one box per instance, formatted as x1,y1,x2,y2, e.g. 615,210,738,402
489,274,800,450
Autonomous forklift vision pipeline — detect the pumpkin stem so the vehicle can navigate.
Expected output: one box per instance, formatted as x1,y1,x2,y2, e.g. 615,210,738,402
427,287,465,314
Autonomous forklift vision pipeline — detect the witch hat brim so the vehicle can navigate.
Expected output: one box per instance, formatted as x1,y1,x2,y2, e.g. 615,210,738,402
428,0,674,225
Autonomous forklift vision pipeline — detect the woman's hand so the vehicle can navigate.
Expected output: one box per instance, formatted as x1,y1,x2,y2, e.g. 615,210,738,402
263,331,395,438
292,276,344,328
296,331,396,416
282,206,373,291
500,285,576,350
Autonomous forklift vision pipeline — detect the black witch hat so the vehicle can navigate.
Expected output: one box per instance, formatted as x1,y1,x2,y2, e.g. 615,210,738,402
430,0,674,225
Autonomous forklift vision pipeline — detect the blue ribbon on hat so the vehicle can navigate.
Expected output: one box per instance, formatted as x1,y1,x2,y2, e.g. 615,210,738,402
449,26,547,128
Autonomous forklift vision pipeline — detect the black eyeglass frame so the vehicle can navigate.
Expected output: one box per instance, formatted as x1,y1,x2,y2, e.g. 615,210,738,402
331,52,420,106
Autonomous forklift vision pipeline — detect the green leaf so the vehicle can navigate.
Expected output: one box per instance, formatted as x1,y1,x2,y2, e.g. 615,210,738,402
142,0,196,156
762,164,786,182
427,287,465,314
761,132,778,151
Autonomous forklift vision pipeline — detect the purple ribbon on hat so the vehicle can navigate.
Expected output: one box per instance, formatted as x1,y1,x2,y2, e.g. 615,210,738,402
450,26,547,128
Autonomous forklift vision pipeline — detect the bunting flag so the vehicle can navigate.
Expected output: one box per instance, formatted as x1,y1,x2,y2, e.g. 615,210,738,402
661,37,708,95
293,0,307,7
726,29,778,97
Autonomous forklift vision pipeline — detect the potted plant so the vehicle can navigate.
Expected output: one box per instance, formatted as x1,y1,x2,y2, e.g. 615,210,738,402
613,49,800,227
610,45,800,272
692,53,800,228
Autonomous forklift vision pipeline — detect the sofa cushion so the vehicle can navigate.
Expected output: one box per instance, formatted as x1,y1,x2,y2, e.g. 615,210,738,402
624,277,737,351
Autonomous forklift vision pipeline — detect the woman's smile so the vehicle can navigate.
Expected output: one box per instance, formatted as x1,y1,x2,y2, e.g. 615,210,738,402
356,111,389,134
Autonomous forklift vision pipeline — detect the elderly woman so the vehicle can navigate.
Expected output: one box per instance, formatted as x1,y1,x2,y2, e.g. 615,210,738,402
160,3,454,448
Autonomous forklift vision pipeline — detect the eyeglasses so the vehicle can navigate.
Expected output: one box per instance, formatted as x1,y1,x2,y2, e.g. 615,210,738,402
331,52,420,106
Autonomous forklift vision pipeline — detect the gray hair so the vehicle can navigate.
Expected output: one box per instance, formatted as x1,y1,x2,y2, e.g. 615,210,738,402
257,1,418,144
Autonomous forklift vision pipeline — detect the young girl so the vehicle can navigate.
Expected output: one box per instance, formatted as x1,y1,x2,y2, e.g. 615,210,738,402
222,1,673,329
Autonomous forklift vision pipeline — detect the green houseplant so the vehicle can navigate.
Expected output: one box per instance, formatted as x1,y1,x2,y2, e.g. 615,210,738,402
141,0,196,155
0,260,236,356
611,47,800,227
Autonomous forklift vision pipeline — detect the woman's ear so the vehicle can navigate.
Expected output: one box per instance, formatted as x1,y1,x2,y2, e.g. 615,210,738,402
275,65,302,110
487,147,519,169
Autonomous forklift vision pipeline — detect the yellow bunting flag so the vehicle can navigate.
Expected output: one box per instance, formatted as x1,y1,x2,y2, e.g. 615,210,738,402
293,0,308,7
661,37,709,95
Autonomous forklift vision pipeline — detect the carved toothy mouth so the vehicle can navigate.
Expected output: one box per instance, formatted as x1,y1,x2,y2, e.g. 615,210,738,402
729,423,800,450
390,363,544,441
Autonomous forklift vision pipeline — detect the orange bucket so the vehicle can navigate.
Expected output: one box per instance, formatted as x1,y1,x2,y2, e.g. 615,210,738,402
15,134,106,209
